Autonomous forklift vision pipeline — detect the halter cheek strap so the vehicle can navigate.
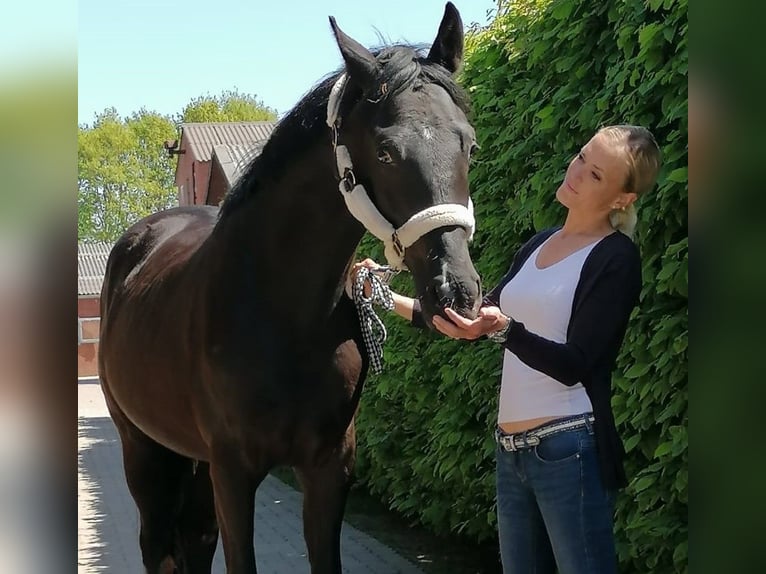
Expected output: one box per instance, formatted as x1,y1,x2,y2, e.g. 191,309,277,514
326,74,475,270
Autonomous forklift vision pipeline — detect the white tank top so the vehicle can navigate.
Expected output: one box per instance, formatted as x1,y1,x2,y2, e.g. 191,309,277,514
497,233,596,423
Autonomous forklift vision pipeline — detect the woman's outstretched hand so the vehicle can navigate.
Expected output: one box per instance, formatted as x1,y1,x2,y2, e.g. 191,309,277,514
433,306,510,340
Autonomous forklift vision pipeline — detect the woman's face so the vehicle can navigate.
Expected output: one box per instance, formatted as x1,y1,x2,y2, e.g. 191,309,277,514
555,132,636,215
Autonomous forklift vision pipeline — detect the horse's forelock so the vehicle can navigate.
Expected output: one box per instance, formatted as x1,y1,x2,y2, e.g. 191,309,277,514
373,46,420,96
371,45,469,114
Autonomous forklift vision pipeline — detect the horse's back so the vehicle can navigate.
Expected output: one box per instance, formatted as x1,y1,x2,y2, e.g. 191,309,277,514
100,204,218,358
101,206,217,307
98,206,218,458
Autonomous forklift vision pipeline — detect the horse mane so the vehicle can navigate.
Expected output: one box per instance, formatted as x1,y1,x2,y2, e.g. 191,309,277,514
216,44,471,222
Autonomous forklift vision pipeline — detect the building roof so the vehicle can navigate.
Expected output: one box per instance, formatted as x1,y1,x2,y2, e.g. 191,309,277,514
180,121,277,162
78,241,112,296
210,142,266,188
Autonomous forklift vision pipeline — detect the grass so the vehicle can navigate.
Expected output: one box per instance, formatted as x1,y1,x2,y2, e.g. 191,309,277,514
270,467,502,574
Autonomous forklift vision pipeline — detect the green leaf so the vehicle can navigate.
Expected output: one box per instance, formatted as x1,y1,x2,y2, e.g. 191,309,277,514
654,442,672,458
624,363,651,378
536,104,555,119
633,475,656,492
624,434,641,452
552,0,576,20
539,114,557,130
667,167,688,183
639,23,660,47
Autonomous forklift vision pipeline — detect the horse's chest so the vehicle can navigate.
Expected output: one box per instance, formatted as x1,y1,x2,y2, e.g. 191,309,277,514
265,337,364,412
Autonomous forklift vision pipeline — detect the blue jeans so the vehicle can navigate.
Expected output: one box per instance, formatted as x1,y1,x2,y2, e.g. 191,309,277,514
495,420,617,574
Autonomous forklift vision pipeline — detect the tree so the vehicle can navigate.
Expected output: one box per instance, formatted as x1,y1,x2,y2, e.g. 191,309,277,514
180,88,277,123
78,108,177,242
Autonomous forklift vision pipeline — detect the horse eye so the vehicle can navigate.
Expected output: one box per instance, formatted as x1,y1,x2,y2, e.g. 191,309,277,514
377,148,394,164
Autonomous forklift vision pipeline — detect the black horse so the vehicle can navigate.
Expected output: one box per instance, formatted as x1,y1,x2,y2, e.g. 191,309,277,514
98,3,481,573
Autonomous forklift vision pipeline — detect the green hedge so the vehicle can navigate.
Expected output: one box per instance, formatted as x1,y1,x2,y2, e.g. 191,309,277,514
353,0,687,572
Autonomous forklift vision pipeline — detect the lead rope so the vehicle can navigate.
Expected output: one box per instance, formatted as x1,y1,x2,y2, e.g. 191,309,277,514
352,268,395,374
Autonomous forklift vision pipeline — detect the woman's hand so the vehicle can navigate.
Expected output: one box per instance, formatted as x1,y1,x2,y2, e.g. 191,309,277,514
348,258,381,297
351,258,380,275
433,306,510,340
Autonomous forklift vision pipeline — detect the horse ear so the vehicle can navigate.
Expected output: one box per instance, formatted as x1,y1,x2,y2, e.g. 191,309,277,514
329,16,380,90
427,2,464,74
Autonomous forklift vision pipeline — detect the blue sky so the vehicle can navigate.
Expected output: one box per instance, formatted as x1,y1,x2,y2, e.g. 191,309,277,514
78,0,496,125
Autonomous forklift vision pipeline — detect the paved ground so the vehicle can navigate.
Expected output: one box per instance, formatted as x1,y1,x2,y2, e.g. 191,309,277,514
78,379,423,573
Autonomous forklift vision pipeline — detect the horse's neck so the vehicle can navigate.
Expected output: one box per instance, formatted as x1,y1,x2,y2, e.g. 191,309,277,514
211,148,365,327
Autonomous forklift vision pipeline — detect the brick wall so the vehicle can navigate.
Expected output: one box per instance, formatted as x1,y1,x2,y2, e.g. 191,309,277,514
78,295,100,378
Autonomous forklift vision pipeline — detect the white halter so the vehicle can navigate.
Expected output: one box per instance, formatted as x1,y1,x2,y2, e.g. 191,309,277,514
326,74,475,270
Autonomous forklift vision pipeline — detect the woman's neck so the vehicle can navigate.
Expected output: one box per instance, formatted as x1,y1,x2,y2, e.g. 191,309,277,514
560,210,613,238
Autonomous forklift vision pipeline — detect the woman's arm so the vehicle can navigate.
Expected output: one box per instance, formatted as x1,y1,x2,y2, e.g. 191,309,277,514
436,245,641,386
350,258,422,325
391,291,415,322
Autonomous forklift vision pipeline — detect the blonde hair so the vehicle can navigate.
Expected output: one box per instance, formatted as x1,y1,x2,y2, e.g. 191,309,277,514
597,125,662,238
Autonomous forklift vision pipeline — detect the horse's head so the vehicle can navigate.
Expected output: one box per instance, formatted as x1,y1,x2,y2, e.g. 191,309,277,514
328,2,482,326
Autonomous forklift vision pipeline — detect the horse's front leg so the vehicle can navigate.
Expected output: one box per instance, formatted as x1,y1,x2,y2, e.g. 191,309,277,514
295,423,357,574
209,444,267,574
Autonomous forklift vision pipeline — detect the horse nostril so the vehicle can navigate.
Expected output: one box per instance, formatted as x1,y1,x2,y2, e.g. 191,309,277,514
473,279,483,312
429,275,455,305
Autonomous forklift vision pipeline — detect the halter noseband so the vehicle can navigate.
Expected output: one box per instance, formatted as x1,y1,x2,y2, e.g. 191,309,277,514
325,74,475,270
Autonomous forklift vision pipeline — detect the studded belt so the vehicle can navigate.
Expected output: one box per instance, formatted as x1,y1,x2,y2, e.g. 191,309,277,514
495,413,595,452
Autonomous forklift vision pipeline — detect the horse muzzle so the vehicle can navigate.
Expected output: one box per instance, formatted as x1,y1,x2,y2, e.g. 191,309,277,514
407,227,482,327
425,272,482,321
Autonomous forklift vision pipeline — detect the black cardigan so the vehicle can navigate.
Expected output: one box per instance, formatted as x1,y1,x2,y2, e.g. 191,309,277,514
413,227,642,490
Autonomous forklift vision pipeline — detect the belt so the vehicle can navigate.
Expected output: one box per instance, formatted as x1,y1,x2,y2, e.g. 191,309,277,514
495,414,595,452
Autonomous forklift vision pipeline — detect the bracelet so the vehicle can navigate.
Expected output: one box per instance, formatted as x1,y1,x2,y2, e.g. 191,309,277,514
487,318,512,344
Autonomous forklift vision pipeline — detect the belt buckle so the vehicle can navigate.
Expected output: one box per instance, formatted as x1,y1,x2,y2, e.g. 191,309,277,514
496,430,516,452
496,430,541,452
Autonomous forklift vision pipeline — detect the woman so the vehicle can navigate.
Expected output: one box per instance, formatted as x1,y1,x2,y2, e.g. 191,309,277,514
353,125,662,573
